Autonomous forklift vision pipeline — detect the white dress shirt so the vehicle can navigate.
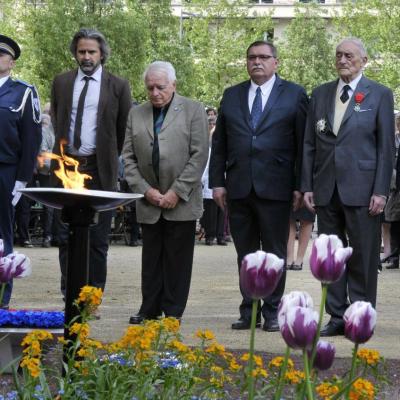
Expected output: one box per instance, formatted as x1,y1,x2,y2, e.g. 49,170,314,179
336,73,363,102
248,74,276,113
68,65,102,156
0,75,10,88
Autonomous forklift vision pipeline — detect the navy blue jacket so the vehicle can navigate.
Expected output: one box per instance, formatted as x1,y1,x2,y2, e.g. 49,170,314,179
209,76,308,201
0,77,41,181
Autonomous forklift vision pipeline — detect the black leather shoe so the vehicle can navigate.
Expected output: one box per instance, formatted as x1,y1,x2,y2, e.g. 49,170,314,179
231,318,261,330
217,239,227,246
320,321,344,337
386,262,399,269
129,314,145,324
22,240,33,248
262,318,279,332
205,239,213,246
42,237,51,248
291,263,303,271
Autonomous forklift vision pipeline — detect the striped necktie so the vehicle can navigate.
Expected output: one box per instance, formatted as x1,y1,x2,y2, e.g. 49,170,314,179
152,108,165,181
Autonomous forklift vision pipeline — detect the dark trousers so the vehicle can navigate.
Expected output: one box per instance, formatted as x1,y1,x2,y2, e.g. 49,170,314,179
139,217,196,318
202,199,224,240
0,163,17,305
57,159,112,295
15,188,33,243
316,188,380,322
228,190,290,321
36,173,54,238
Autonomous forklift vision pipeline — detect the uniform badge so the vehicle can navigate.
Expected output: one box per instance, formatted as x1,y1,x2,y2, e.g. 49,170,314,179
353,92,365,112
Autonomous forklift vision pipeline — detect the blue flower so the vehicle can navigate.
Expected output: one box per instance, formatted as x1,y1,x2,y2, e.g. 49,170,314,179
0,309,64,328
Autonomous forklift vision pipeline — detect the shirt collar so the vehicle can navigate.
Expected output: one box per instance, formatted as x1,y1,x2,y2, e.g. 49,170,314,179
0,75,10,88
250,74,276,94
338,73,363,93
77,65,103,82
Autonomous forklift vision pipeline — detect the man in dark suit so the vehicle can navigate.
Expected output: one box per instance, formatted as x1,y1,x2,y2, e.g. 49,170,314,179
0,34,41,308
209,41,308,331
301,38,394,336
50,28,131,298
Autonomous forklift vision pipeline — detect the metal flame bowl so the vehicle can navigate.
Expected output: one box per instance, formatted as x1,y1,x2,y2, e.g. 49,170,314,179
18,188,143,211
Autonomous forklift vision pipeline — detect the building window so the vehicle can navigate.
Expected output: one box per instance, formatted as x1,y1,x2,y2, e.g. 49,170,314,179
299,0,326,3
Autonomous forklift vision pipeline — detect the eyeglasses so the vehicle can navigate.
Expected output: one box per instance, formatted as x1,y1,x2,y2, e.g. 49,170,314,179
247,54,275,61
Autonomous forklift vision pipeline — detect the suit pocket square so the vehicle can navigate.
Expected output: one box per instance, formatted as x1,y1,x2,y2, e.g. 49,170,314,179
357,109,372,112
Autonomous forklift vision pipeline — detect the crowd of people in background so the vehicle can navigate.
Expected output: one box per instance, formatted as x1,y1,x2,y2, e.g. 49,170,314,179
0,30,398,338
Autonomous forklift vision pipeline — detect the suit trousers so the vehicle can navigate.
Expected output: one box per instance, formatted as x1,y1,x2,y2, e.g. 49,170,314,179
0,163,17,305
228,190,290,321
139,217,196,318
202,199,225,240
316,188,380,322
56,160,112,295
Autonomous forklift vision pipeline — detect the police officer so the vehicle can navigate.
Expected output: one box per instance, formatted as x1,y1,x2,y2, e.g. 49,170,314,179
0,34,41,308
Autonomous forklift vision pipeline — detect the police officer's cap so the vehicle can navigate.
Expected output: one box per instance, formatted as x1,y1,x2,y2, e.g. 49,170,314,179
0,34,21,60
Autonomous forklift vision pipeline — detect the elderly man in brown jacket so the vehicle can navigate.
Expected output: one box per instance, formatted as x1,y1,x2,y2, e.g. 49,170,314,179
122,61,209,324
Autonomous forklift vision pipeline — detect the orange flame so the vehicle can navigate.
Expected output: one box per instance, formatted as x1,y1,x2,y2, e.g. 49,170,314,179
38,140,92,189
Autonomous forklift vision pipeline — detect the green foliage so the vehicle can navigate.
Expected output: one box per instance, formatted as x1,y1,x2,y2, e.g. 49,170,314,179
182,0,274,107
1,0,399,107
2,0,147,101
336,0,400,108
278,2,336,94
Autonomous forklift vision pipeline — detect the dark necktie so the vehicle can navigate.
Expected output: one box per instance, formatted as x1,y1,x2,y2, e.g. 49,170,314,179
152,108,165,181
74,76,92,150
340,84,351,103
250,86,262,130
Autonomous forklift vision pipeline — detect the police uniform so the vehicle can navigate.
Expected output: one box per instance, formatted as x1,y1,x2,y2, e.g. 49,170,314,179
0,35,41,306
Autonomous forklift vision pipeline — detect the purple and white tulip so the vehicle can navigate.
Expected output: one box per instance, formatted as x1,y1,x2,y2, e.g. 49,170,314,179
309,340,336,370
0,252,31,283
344,301,376,344
240,251,284,300
278,291,314,317
310,234,353,284
279,305,319,350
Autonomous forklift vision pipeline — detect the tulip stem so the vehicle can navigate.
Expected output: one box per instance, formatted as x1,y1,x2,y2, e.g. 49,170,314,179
0,283,5,307
310,284,327,369
345,343,359,399
303,350,315,400
247,299,258,400
274,345,291,400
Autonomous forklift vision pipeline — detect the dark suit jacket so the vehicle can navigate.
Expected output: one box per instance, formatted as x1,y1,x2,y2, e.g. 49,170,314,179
301,76,395,206
209,75,308,201
50,68,132,191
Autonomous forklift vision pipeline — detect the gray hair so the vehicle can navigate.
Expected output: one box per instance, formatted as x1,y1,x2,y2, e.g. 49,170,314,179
143,61,176,82
336,37,367,58
70,28,110,64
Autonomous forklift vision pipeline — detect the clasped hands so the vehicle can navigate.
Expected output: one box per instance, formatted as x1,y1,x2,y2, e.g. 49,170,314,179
145,188,179,209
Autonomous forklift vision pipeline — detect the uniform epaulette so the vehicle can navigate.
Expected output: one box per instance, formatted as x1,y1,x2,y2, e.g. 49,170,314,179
14,78,34,88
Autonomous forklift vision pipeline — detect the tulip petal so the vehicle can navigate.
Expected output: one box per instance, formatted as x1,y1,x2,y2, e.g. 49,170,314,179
280,306,318,349
310,340,336,370
344,301,376,344
240,251,284,300
310,234,351,284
